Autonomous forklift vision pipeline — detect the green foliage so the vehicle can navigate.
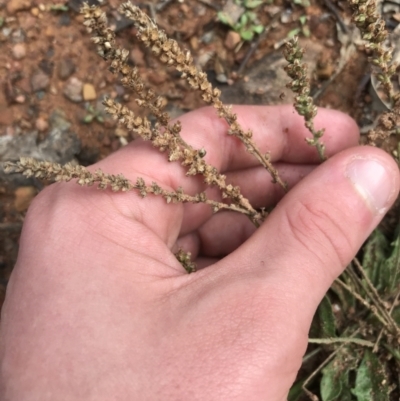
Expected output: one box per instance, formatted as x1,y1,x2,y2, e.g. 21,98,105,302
320,360,348,401
82,103,104,124
292,0,311,7
351,350,391,401
317,296,337,338
291,226,400,400
49,4,69,12
287,15,311,38
217,0,265,41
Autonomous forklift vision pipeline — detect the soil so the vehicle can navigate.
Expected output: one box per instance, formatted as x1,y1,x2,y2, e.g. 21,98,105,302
0,0,399,312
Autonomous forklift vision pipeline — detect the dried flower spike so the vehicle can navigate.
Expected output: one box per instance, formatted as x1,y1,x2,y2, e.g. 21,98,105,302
175,249,196,273
81,3,265,225
119,1,287,190
350,0,399,107
283,37,326,161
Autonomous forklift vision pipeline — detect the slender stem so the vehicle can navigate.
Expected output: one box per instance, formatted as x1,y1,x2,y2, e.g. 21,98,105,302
334,278,389,327
353,258,400,334
308,337,374,347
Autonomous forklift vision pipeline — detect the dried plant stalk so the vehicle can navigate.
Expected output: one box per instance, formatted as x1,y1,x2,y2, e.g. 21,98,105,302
4,157,133,191
174,249,196,274
4,158,258,219
350,0,399,106
283,37,326,161
81,3,264,226
118,1,287,190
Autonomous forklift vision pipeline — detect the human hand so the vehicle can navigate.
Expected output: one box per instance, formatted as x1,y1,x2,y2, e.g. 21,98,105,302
1,105,399,401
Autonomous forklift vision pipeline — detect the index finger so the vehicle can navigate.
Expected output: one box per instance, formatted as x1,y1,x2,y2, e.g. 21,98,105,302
177,104,359,173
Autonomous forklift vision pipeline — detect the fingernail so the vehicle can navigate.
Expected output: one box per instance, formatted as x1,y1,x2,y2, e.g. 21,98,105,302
346,158,393,214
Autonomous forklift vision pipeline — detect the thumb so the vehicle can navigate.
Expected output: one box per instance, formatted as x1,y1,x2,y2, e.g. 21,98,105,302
222,146,400,324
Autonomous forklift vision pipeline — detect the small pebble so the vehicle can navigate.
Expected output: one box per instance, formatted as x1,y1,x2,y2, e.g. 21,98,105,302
31,69,50,92
11,43,26,60
63,77,83,102
83,83,96,101
15,94,25,103
58,58,76,80
35,117,49,132
225,31,241,50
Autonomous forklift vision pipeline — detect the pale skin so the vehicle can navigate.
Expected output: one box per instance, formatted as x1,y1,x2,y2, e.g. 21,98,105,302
0,105,399,401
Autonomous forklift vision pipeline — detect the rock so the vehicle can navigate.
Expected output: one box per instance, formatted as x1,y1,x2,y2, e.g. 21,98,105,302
49,109,71,132
0,109,80,166
6,0,32,14
63,77,83,102
58,58,75,80
220,0,244,25
15,94,25,103
225,31,241,50
11,43,26,60
58,13,71,27
0,129,80,165
35,117,49,132
14,186,36,212
31,7,39,16
31,70,50,92
83,83,96,101
38,128,81,163
219,39,324,106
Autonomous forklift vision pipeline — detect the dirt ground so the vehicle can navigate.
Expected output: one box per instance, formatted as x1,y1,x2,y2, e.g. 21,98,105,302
0,0,399,310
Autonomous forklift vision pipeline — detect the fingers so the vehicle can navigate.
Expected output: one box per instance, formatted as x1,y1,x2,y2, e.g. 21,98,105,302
177,105,359,171
93,106,359,247
210,146,400,328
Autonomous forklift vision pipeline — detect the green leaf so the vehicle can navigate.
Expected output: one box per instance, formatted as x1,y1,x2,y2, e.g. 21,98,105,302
253,24,264,34
382,231,400,293
50,4,69,11
288,379,305,401
321,351,354,401
287,28,301,38
302,26,311,37
217,12,234,27
246,11,257,21
240,30,254,41
240,13,249,26
362,229,388,288
351,350,391,401
293,0,310,6
317,296,337,338
83,114,94,124
244,0,264,8
320,360,344,401
299,15,307,24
